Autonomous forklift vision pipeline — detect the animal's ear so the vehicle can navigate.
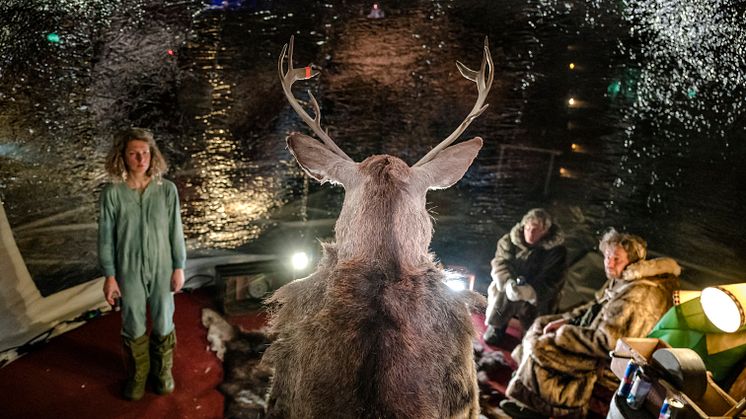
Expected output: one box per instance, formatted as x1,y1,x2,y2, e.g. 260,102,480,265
413,137,483,190
287,132,356,185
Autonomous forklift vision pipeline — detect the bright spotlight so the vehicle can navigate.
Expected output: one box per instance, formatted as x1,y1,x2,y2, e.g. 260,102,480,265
291,252,310,271
444,269,471,292
701,284,746,333
568,97,576,106
445,279,467,291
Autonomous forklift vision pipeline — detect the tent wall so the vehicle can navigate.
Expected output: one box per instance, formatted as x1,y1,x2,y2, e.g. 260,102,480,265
0,201,108,364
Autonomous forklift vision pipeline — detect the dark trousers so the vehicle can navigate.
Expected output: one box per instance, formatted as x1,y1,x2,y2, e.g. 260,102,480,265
485,290,538,333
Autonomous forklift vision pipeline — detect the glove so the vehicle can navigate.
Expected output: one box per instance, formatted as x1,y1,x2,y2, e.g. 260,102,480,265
504,279,519,301
490,269,504,290
505,280,537,305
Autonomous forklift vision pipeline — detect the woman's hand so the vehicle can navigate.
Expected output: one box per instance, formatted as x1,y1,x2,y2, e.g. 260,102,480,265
171,268,185,293
542,318,567,335
103,276,121,306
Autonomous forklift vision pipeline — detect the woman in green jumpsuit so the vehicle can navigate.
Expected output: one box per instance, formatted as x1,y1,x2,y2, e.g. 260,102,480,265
98,128,187,400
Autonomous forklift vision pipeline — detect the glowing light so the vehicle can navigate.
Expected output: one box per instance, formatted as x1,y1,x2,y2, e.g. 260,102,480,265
167,49,175,56
559,167,577,178
225,201,262,218
701,284,746,333
569,62,575,70
445,279,466,291
444,269,471,292
607,80,621,98
571,143,579,152
568,97,576,106
46,33,60,43
368,2,385,19
291,252,310,271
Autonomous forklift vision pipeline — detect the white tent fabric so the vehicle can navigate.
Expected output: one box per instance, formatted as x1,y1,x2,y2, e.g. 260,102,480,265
0,200,109,365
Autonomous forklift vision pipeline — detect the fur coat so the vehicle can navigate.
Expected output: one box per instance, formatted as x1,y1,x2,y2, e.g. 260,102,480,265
506,257,681,418
486,222,567,325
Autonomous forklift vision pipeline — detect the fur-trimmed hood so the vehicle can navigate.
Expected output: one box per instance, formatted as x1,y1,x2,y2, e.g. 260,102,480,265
509,221,564,251
621,257,681,281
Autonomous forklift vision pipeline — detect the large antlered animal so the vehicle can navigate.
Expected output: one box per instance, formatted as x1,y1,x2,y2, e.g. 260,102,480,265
263,36,494,419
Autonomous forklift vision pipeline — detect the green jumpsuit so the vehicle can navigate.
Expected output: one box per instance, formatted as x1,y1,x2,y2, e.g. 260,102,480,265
98,179,187,339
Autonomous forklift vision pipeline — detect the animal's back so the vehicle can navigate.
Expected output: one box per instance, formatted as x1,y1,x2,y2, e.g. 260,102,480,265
269,35,492,419
264,254,478,418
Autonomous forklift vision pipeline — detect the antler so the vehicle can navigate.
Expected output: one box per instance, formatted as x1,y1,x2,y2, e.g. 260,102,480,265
278,36,352,161
413,37,494,167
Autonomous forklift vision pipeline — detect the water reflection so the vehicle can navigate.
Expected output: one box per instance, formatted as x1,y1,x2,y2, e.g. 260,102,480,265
1,0,745,296
618,0,745,133
182,12,271,248
606,0,746,271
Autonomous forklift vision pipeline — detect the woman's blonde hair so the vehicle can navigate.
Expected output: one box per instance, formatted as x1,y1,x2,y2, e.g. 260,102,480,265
105,128,168,181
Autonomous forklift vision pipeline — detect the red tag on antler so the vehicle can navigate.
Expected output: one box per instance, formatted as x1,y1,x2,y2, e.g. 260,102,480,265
305,66,312,79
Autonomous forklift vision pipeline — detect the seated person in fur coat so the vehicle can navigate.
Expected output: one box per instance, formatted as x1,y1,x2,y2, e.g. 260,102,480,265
483,208,567,345
500,228,680,419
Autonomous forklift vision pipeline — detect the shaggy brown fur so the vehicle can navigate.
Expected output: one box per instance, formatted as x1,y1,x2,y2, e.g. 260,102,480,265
264,246,481,418
202,306,497,419
263,137,487,418
202,308,273,419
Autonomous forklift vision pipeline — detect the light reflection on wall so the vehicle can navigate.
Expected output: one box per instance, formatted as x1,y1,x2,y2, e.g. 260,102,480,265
183,14,274,249
320,7,489,163
607,0,746,202
618,0,745,134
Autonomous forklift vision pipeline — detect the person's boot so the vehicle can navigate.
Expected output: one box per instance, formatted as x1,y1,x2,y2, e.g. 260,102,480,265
499,399,547,419
483,325,505,346
122,334,150,400
149,330,176,394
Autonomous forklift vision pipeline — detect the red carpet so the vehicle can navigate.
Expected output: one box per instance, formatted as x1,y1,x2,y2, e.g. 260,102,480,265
0,289,519,419
0,287,263,419
1,288,607,418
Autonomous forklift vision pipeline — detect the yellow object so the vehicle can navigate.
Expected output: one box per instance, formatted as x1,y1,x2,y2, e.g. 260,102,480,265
673,289,701,305
706,329,746,355
701,283,746,333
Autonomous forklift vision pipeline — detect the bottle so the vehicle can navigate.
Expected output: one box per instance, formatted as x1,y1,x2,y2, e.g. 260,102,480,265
616,360,639,398
626,367,653,410
658,397,684,419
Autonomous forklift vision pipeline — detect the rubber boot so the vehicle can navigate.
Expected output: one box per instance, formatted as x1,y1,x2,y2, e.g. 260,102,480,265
122,334,150,400
149,330,176,394
483,324,506,346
